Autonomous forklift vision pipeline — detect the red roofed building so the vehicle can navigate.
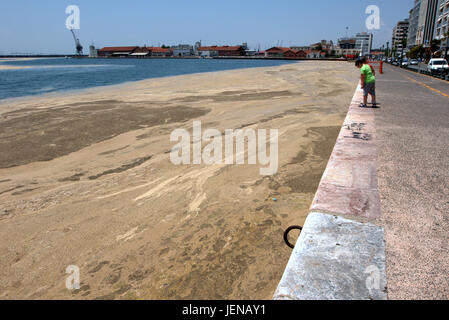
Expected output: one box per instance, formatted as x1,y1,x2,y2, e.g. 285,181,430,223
265,47,307,59
97,46,139,57
129,47,151,57
305,50,326,59
265,47,291,57
197,45,245,57
146,47,173,57
284,50,307,59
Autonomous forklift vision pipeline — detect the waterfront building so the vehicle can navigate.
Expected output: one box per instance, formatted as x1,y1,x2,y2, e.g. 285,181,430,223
355,32,373,55
392,19,410,55
197,45,245,57
305,50,326,59
172,44,194,57
97,46,138,57
283,50,307,58
334,47,361,58
265,47,291,57
193,41,202,56
434,0,449,40
129,47,151,58
337,37,357,49
408,0,422,48
415,0,439,47
310,40,334,51
290,46,311,51
89,44,98,58
146,47,172,57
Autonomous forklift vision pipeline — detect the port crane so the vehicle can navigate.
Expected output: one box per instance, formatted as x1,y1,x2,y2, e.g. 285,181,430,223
70,29,83,55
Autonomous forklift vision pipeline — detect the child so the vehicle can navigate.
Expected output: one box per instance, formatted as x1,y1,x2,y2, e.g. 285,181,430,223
355,58,377,108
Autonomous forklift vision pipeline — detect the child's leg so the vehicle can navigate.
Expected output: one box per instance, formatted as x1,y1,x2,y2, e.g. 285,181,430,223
371,84,376,104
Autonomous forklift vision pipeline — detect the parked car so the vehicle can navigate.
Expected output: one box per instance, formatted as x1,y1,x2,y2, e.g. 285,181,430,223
392,60,399,66
408,59,419,65
401,59,409,67
427,58,449,73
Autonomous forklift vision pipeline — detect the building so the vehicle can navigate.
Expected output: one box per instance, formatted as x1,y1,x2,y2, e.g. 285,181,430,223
334,47,361,58
129,47,151,58
310,40,334,51
283,50,307,59
408,0,422,48
198,45,245,57
89,44,98,58
193,41,202,56
265,47,291,57
305,50,326,59
337,38,357,49
147,47,172,57
290,46,311,51
392,19,410,55
172,44,194,57
355,32,373,55
434,0,449,40
97,46,139,57
415,0,439,47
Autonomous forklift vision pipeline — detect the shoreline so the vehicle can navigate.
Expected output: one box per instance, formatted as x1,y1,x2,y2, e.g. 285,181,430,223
0,59,297,106
0,61,358,299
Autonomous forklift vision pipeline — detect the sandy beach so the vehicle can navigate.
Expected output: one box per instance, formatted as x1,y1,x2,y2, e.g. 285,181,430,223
0,61,358,299
0,58,41,70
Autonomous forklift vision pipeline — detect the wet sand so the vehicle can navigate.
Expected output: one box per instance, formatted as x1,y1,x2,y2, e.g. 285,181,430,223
0,58,41,70
0,61,358,299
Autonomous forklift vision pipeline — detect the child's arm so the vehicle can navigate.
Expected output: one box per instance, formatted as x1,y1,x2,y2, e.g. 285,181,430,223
360,73,365,88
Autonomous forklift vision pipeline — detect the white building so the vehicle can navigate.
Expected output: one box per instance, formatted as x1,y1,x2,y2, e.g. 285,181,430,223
355,33,373,55
89,44,98,58
172,44,194,57
392,19,410,54
434,0,449,40
408,0,422,48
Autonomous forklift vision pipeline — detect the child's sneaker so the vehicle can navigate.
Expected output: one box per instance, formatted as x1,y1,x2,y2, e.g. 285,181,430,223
359,103,367,108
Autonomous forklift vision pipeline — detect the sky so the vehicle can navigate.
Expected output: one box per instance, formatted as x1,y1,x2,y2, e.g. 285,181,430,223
0,0,413,55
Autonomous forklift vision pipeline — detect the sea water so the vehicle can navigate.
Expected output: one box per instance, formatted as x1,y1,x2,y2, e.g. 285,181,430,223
0,58,294,101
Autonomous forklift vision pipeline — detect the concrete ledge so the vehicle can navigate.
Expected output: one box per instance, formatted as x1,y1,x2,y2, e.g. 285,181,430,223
274,84,387,300
311,84,380,218
274,212,387,300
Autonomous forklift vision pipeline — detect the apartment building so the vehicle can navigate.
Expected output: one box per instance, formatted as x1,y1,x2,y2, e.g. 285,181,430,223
355,32,373,54
393,19,410,53
408,0,422,48
434,0,449,40
415,0,439,46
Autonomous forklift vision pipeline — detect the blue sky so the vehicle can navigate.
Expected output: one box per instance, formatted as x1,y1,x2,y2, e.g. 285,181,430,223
0,0,413,54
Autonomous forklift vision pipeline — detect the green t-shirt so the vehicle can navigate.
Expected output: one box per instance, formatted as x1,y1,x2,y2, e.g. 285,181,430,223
361,64,375,83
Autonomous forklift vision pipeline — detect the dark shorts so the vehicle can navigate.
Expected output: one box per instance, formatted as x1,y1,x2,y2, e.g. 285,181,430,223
363,82,376,96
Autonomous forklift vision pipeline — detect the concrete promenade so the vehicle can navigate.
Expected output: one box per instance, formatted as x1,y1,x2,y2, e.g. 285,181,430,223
376,65,449,299
275,82,388,300
275,63,448,300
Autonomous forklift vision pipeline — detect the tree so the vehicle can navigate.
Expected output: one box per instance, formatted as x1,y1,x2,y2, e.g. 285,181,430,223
401,38,407,58
430,39,440,54
408,45,424,59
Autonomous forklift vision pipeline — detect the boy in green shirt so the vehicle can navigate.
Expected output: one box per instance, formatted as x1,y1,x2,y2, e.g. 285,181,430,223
355,58,377,108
